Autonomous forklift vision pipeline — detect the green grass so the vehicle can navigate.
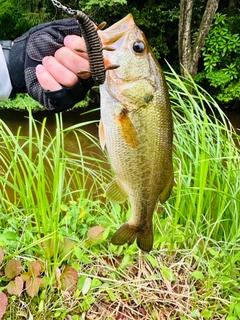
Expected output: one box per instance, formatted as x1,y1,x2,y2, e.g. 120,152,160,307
0,91,92,111
0,69,240,319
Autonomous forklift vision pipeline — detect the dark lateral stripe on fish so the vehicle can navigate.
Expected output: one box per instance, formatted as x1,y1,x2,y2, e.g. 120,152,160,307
75,11,106,84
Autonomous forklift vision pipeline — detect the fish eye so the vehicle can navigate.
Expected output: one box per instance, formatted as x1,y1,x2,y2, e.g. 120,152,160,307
133,41,145,53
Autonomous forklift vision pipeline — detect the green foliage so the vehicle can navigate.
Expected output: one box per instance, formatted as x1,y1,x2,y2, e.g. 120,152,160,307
0,0,240,110
0,94,44,110
165,65,240,245
0,91,92,111
196,13,240,107
82,0,127,10
88,1,179,62
129,3,179,60
1,71,240,318
0,106,109,277
0,0,52,39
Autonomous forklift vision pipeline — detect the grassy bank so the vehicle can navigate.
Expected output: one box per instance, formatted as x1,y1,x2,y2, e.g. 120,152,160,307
0,91,92,112
0,70,240,319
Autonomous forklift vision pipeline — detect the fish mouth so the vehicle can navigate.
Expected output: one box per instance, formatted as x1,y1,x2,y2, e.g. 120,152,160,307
100,14,135,46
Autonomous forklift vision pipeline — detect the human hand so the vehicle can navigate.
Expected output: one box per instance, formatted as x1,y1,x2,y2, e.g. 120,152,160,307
36,34,91,91
8,19,94,112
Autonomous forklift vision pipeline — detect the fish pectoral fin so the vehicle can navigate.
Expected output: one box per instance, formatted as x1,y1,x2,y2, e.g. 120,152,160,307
99,119,106,149
111,223,153,252
106,179,128,203
114,110,138,148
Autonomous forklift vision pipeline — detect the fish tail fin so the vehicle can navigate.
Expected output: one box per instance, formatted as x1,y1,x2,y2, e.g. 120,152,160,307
137,230,153,252
111,223,153,252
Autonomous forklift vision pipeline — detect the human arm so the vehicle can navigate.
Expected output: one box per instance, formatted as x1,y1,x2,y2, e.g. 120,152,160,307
0,41,13,100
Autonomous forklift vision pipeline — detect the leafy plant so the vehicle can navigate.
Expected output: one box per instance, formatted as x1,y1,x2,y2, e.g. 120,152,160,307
0,106,109,274
196,13,240,107
1,69,240,318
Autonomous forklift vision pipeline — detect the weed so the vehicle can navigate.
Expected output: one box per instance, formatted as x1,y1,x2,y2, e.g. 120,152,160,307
0,69,240,318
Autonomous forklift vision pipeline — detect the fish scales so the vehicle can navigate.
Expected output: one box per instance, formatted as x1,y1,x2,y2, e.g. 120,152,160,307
99,14,173,251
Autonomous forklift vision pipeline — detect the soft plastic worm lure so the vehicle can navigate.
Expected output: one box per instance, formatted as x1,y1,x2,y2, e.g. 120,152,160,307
50,1,118,84
75,11,106,85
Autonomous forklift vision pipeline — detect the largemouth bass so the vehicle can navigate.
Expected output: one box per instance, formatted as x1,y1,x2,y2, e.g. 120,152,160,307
99,14,173,252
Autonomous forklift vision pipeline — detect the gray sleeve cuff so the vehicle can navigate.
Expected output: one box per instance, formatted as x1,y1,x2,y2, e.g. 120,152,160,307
0,44,13,100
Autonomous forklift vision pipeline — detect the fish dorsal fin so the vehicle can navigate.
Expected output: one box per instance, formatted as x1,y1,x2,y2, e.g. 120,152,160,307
114,110,138,148
106,179,128,203
99,119,106,150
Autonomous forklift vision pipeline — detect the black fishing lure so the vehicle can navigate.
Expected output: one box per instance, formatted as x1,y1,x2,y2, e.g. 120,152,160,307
75,11,106,85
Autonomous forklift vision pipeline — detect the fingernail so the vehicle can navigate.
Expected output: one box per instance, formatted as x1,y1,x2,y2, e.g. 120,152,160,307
36,64,45,74
64,35,73,46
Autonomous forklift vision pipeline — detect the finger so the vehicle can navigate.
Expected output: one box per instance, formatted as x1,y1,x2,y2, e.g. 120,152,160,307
64,35,88,59
54,47,90,79
42,56,79,86
36,64,62,91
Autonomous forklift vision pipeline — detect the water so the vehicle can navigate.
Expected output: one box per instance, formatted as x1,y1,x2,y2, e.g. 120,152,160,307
225,109,240,133
1,107,239,156
0,108,100,147
0,108,108,201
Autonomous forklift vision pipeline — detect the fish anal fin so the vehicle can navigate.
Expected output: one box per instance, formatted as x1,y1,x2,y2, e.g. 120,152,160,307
99,119,106,149
106,179,128,203
111,223,153,252
114,110,138,148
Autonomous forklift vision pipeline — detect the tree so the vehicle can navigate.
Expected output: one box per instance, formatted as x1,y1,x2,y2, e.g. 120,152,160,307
178,0,220,78
195,13,240,108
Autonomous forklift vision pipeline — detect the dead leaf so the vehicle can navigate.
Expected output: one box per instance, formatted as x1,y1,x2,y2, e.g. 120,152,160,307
28,261,42,278
0,248,4,265
56,267,61,288
4,259,22,279
26,277,43,298
0,292,8,320
7,276,24,296
87,226,105,240
60,266,78,292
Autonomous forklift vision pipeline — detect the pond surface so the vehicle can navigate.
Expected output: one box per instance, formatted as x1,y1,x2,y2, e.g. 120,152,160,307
224,109,240,133
0,107,239,152
0,107,107,201
0,107,100,149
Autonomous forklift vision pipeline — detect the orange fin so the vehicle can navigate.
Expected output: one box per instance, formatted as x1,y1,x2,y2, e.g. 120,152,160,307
99,119,106,149
111,223,153,252
114,110,138,148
